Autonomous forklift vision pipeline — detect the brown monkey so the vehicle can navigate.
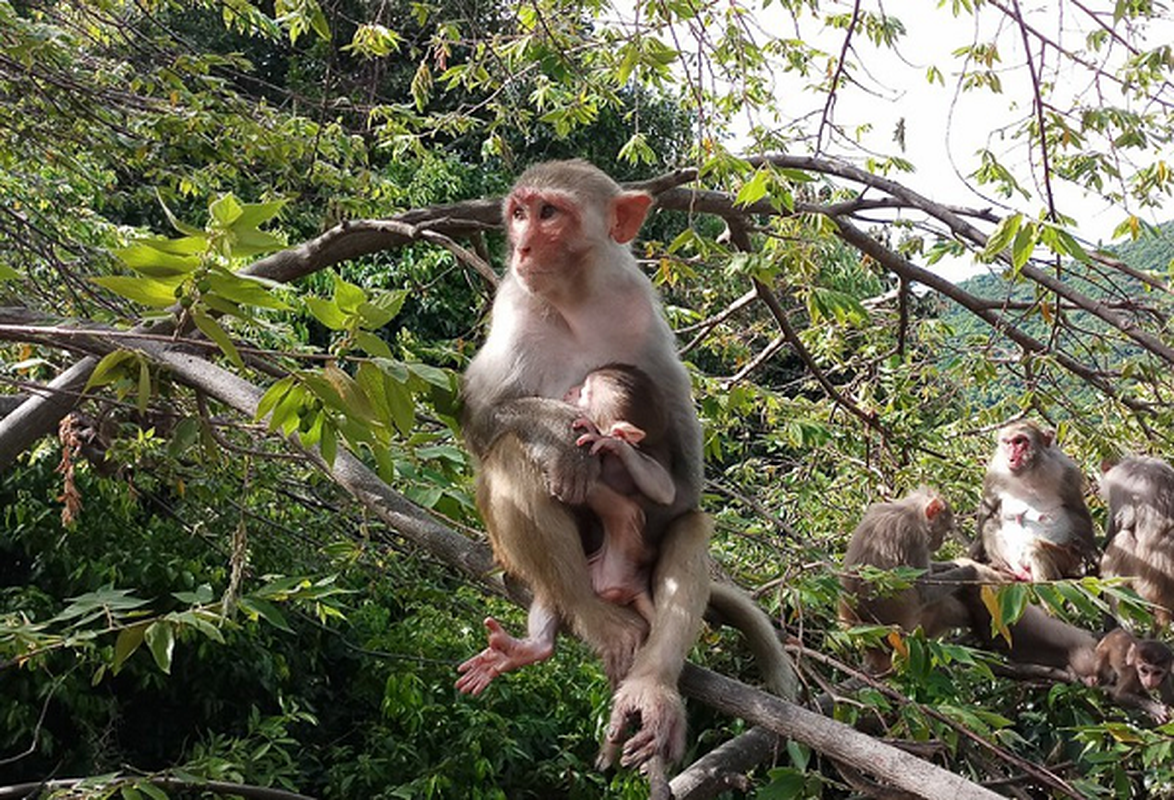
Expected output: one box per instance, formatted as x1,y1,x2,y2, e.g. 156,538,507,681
1087,628,1174,722
971,421,1097,581
456,160,797,773
839,488,979,673
1100,456,1174,627
567,363,675,620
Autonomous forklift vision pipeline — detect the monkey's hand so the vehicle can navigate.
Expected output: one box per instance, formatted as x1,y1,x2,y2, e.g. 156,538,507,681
598,676,687,771
455,617,554,696
572,416,600,436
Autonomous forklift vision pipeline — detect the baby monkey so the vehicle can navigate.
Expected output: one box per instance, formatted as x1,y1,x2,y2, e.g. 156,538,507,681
1088,628,1174,723
456,364,674,697
566,363,676,622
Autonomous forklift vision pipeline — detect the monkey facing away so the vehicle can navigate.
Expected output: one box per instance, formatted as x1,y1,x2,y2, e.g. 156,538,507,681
972,421,1097,581
1100,456,1174,627
839,488,979,673
456,160,798,775
1087,628,1174,723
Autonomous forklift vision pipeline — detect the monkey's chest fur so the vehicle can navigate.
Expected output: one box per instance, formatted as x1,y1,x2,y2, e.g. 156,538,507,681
997,489,1073,565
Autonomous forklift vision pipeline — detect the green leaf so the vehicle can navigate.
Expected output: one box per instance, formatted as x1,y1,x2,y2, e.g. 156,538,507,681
385,376,416,435
407,362,453,390
112,623,147,674
86,350,137,392
234,198,288,230
138,783,170,800
320,420,338,465
305,296,350,330
1010,222,1037,270
256,376,296,422
332,273,367,313
354,331,392,358
980,213,1022,261
356,300,398,330
144,621,175,674
137,359,151,414
112,241,202,278
209,193,244,227
0,263,22,282
229,227,286,258
323,364,381,424
238,596,293,632
205,273,290,310
734,168,769,207
192,308,243,368
93,275,183,307
157,191,206,237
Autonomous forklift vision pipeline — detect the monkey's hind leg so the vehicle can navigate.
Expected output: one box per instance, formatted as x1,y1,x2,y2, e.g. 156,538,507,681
603,510,711,771
477,435,648,682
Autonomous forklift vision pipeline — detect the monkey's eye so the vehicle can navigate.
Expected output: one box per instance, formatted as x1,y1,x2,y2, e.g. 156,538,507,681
512,206,525,220
539,203,558,220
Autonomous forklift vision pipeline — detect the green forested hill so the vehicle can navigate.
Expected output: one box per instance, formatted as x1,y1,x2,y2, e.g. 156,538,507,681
937,222,1174,410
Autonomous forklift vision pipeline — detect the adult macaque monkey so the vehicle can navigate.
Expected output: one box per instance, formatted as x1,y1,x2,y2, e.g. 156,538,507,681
1086,628,1174,722
457,160,798,775
1100,456,1174,627
972,421,1097,581
839,487,978,672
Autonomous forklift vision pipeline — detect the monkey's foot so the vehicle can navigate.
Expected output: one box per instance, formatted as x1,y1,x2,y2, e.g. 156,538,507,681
597,676,687,772
454,617,554,696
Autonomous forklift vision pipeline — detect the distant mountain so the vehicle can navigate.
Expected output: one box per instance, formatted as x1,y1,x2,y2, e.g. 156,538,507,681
938,221,1174,408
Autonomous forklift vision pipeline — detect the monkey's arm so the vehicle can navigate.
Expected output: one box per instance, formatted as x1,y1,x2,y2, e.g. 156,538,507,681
462,395,602,505
916,560,989,606
970,489,1000,561
590,437,675,505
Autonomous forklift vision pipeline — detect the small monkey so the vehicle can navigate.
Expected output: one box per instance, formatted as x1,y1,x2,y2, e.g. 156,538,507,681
972,421,1097,581
839,488,977,673
567,363,676,621
1087,628,1174,723
1100,456,1174,627
457,160,798,775
457,364,672,696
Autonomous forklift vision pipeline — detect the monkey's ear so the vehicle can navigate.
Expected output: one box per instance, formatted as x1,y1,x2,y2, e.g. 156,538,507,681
1126,643,1138,666
610,192,654,244
924,496,946,520
1040,428,1056,447
609,421,646,444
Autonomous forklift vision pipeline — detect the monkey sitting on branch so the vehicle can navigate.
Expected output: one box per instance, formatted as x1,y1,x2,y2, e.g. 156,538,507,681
972,421,1098,582
839,487,982,673
1100,456,1174,627
455,159,799,781
1085,628,1174,723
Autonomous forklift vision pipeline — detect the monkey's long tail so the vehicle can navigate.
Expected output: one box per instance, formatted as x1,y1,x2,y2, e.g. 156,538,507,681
707,582,800,700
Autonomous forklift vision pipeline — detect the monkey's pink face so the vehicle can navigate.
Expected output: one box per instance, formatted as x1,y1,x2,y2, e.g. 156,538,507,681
1000,433,1034,473
506,189,586,286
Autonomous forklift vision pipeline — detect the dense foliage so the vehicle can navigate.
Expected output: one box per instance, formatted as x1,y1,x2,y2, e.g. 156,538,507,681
3,0,1174,798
